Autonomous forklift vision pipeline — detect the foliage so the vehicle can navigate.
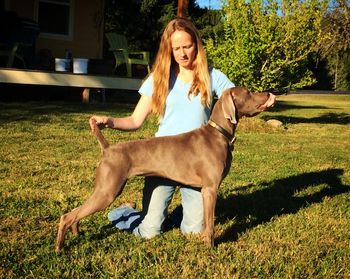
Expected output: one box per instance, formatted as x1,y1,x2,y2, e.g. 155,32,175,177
1,95,350,278
104,0,176,55
205,0,327,91
102,0,349,91
103,0,224,61
319,0,350,90
188,7,225,42
337,51,350,90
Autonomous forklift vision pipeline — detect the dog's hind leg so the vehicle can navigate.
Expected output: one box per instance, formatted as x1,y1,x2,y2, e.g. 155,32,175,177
56,161,128,251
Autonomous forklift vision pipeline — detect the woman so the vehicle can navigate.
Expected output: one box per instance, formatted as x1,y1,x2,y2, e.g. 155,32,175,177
90,18,275,238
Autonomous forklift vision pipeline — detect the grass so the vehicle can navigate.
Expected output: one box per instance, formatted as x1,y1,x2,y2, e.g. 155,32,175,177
0,93,349,278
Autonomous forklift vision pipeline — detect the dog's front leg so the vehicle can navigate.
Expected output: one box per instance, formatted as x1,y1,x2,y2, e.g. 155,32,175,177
56,208,80,251
201,186,217,247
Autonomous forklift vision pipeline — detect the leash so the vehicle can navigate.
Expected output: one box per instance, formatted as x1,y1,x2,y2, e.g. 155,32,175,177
208,120,236,148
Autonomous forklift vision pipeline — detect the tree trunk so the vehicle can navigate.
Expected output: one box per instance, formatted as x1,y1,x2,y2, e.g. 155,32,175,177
177,0,188,18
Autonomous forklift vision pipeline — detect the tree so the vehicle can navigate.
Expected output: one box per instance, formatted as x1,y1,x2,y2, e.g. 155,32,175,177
104,0,176,55
103,0,215,58
205,0,327,91
319,0,350,90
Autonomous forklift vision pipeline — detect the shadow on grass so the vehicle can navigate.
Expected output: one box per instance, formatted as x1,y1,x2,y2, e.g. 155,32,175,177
261,100,350,125
0,102,134,124
271,101,329,112
215,168,349,244
262,113,350,125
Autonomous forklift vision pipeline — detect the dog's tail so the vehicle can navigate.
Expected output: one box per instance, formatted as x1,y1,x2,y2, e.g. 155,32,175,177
90,120,109,152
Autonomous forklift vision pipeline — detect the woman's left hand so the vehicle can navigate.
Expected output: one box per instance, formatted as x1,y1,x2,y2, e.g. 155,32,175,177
260,93,276,111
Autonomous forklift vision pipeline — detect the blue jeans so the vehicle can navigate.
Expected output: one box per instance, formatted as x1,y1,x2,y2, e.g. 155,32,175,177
132,177,204,238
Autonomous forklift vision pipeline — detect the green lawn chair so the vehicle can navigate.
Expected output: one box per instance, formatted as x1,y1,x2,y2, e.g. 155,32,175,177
105,32,151,78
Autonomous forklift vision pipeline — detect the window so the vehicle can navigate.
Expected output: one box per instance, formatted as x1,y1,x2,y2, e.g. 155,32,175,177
37,0,73,39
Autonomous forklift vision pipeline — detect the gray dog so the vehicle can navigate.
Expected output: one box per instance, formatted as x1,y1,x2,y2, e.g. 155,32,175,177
56,87,270,251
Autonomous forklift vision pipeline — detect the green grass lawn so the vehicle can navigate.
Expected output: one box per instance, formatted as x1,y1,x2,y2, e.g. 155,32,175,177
1,94,349,278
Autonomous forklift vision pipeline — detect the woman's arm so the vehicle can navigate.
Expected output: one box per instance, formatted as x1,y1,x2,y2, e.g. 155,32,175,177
89,94,153,131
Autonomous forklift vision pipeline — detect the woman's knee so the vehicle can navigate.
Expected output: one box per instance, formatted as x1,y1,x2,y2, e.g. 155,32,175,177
180,187,204,233
136,178,177,238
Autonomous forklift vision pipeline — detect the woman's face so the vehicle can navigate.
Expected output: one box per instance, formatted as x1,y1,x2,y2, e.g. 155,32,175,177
171,30,196,69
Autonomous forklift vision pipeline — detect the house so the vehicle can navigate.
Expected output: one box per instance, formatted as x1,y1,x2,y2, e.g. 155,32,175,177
0,0,188,102
0,0,142,103
1,0,105,64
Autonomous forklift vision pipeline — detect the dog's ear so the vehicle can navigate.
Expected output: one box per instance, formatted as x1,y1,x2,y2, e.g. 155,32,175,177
221,89,237,124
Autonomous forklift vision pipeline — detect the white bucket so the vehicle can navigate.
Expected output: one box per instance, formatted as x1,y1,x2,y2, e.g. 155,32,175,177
55,58,70,72
73,58,89,74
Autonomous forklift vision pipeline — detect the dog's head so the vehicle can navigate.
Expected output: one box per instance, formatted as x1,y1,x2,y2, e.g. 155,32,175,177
221,87,270,123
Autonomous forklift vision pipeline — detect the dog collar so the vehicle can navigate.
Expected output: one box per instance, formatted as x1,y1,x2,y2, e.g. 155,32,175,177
208,120,236,147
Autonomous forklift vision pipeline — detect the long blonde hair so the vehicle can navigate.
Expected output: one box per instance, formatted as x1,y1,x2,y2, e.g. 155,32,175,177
151,18,211,118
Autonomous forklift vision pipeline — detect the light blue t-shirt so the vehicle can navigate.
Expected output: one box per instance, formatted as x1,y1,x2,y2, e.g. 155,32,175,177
139,68,235,137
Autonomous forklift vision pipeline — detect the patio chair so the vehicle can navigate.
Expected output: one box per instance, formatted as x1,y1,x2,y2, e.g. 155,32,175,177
105,32,150,77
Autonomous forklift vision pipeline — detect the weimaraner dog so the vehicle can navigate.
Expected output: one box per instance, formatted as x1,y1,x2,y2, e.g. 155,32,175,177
56,87,270,251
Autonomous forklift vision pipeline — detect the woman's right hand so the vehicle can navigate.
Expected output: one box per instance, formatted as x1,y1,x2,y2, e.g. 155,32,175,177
89,95,152,132
89,116,113,131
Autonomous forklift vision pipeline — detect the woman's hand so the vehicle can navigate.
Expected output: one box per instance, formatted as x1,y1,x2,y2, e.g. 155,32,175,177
89,116,113,131
88,95,152,132
260,93,276,111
